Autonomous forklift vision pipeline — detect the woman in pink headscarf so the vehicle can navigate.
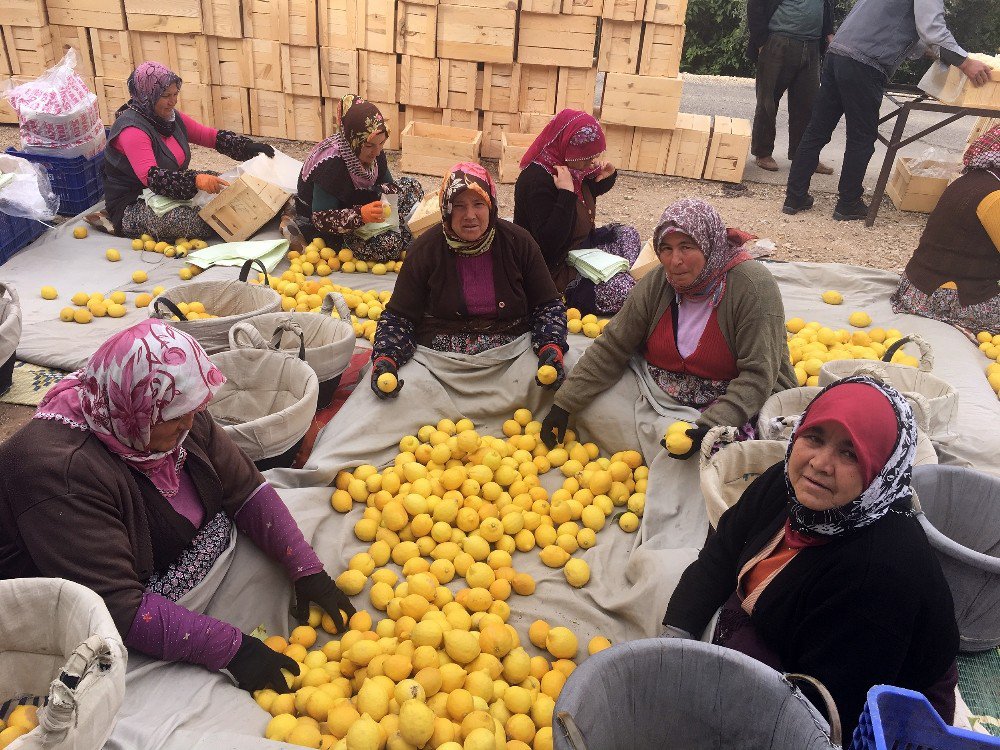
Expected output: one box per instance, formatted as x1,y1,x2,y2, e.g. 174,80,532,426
0,321,355,693
513,110,641,316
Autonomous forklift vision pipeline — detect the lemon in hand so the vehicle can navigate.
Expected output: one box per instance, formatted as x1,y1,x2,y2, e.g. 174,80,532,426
663,420,694,455
537,364,557,385
821,290,843,305
377,371,398,393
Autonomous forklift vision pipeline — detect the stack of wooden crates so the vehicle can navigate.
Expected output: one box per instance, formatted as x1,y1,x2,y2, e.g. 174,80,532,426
0,0,751,183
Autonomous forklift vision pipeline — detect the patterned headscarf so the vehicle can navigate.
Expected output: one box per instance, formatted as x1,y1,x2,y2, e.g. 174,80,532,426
301,95,388,189
35,320,226,498
439,162,498,257
121,62,183,137
784,376,917,537
519,110,607,198
963,124,1000,173
652,198,753,305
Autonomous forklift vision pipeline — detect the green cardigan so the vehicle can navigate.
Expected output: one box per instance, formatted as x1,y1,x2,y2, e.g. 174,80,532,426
554,260,797,428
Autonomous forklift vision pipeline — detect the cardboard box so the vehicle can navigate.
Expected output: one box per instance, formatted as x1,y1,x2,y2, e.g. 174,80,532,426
45,0,126,29
401,120,482,176
885,156,961,213
518,13,596,68
703,115,751,183
436,4,515,64
601,72,682,129
630,237,659,280
407,190,441,238
665,112,710,178
499,131,539,183
200,173,291,243
597,20,642,74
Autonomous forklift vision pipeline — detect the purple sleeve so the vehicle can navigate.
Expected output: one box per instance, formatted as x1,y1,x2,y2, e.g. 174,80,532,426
235,483,324,581
126,592,241,670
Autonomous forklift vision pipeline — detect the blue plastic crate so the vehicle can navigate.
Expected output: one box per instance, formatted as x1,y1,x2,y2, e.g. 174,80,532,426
5,145,105,217
851,685,1000,750
0,211,47,265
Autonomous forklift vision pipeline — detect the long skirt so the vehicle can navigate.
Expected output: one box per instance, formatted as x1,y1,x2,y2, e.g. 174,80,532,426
891,273,1000,336
564,222,642,316
121,202,215,241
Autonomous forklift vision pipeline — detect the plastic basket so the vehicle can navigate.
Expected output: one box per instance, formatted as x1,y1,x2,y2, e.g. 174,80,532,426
0,211,46,265
5,145,106,216
850,685,1000,749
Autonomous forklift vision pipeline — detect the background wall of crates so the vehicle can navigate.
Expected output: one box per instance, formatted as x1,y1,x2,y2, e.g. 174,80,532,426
0,0,751,183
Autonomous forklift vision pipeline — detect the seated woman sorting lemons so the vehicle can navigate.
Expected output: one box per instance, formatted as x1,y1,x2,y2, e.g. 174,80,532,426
0,321,355,692
513,110,641,316
371,163,568,399
91,61,274,239
286,95,424,263
661,377,959,738
542,198,795,455
891,124,1000,334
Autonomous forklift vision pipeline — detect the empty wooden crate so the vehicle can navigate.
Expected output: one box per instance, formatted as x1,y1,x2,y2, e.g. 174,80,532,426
499,132,538,183
399,55,439,107
601,72,682,129
320,47,358,99
200,173,291,243
597,19,641,73
2,26,56,77
665,112,710,178
643,0,686,24
396,1,436,58
517,65,558,114
45,0,126,30
439,59,481,110
1,0,46,26
401,121,482,176
628,127,672,174
124,0,203,33
557,67,597,113
704,116,750,183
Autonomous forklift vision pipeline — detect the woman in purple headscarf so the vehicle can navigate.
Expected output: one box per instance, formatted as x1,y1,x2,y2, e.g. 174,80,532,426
90,61,274,239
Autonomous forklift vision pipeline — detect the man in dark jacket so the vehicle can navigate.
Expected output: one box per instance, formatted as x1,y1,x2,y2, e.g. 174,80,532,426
747,0,835,175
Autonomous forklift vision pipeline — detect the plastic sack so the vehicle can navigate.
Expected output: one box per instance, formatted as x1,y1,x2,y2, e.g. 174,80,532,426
1,50,106,160
906,146,963,180
0,154,60,220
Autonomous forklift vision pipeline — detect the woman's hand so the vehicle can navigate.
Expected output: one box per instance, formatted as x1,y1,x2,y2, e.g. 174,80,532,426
535,344,566,391
292,571,357,633
594,162,616,181
361,201,386,223
541,405,570,449
661,423,710,460
246,142,275,158
195,174,229,194
371,357,402,400
226,634,301,692
552,165,575,192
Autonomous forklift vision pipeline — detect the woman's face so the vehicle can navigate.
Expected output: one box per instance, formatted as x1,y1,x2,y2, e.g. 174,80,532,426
656,231,706,288
359,131,387,166
154,83,179,121
449,190,490,242
787,422,866,511
146,410,197,452
566,151,604,171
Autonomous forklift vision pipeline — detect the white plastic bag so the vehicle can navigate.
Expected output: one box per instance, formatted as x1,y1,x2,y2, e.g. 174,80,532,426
1,50,106,159
906,146,963,180
0,154,59,220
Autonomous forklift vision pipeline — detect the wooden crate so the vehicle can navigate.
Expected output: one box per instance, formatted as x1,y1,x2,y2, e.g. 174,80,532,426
319,46,358,99
212,85,250,132
665,111,709,178
436,4,515,64
499,131,538,183
50,25,94,78
562,0,603,17
556,66,596,113
177,82,213,123
517,64,558,115
200,173,291,243
643,0,686,24
361,0,396,53
249,39,283,92
442,107,481,131
208,37,251,88
45,0,125,29
922,56,1000,110
480,110,524,159
319,0,360,48
287,93,325,140
94,76,129,125
399,55,439,107
130,32,210,85
521,0,561,13
281,44,321,97
597,20,641,74
703,115,750,183
402,105,442,129
639,23,684,78
202,0,242,37
250,89,324,140
358,50,398,104
439,59,480,110
90,29,132,80
124,0,202,33
396,2,436,58
439,0,517,10
518,111,552,134
407,189,441,237
885,156,961,213
518,13,596,68
0,0,46,27
401,121,480,176
601,72,682,129
627,126,672,173
3,26,55,77
601,123,635,166
602,0,642,20
481,63,518,113
243,0,317,45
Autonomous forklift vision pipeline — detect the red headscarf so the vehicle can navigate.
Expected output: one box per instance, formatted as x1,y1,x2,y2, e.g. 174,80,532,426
519,110,607,198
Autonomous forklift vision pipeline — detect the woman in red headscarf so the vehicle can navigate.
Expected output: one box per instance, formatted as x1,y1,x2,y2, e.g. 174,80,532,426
661,376,959,739
891,124,1000,334
513,110,641,316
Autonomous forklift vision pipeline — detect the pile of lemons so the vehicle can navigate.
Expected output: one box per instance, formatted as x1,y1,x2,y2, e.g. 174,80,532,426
54,285,170,324
975,332,1000,398
163,301,221,321
0,705,39,746
785,317,918,387
130,234,207,258
565,309,610,339
285,238,404,276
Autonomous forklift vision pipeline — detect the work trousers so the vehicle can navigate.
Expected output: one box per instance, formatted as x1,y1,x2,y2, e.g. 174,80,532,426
751,33,821,160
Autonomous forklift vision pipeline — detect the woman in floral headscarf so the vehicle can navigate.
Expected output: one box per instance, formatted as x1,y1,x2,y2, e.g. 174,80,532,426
513,110,641,316
540,198,795,455
92,61,274,238
661,376,959,739
891,124,1000,334
370,162,568,399
287,94,424,263
0,321,355,693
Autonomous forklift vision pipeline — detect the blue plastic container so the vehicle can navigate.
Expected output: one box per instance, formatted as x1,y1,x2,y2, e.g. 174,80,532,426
5,146,105,216
0,211,47,265
851,685,1000,750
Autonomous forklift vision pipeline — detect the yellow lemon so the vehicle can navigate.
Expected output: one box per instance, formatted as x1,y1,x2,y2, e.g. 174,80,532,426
377,372,398,393
70,291,89,305
72,226,88,239
539,545,570,568
40,286,58,300
536,365,557,385
399,699,435,747
588,636,612,655
563,558,590,588
444,629,481,665
664,431,693,455
786,317,806,333
336,569,366,595
106,248,121,262
134,293,153,308
265,714,299,742
848,311,872,328
59,306,75,321
110,291,127,304
73,308,93,324
821,290,843,305
345,714,381,750
545,626,578,659
132,270,148,283
618,511,639,532
107,303,127,318
179,268,193,280
131,238,144,250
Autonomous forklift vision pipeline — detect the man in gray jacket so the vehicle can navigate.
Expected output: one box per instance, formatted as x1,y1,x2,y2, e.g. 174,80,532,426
783,0,992,221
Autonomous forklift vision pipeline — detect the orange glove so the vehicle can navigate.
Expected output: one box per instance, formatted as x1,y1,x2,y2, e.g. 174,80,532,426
361,201,385,223
195,174,229,194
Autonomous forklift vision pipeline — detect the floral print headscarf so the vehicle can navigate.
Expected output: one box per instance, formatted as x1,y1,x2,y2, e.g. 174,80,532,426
439,162,499,257
963,124,1000,173
519,110,607,198
122,62,183,137
301,94,388,190
35,320,226,497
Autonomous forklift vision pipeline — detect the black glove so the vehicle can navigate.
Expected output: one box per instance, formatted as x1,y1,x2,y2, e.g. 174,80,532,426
292,571,356,633
541,405,570,449
660,423,710,460
227,634,300,692
371,356,403,400
246,142,275,158
534,344,566,390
